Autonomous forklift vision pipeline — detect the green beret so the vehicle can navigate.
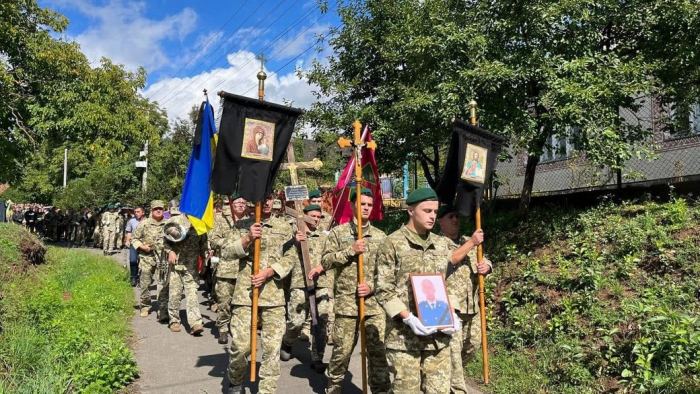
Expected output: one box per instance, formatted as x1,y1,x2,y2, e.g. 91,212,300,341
437,204,457,219
349,187,373,202
303,204,322,213
231,193,242,201
406,188,438,205
308,189,322,199
107,203,115,209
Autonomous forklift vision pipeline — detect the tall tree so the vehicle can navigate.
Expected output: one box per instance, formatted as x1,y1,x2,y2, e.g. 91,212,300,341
304,0,700,217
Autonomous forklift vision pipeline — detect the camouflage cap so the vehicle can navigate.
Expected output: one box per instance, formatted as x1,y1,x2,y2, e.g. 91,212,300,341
150,200,165,209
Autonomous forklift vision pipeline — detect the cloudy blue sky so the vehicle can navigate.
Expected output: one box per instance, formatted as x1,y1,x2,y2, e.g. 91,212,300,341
41,0,339,123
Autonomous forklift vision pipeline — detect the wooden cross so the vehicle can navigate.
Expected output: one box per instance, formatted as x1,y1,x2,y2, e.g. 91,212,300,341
280,141,325,351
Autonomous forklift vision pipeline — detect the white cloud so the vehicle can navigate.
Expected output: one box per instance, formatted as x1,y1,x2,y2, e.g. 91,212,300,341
270,24,330,60
48,0,198,72
143,50,320,128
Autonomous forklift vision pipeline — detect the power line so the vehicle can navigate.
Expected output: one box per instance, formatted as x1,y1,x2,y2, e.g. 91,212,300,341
168,3,328,120
158,0,303,108
151,0,269,104
146,0,250,101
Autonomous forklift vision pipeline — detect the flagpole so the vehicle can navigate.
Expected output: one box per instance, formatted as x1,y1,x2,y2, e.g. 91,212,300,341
249,60,268,382
471,100,490,384
327,125,368,229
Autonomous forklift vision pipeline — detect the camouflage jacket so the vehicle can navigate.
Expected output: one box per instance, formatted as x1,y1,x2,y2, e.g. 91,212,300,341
100,212,113,227
284,229,331,290
443,234,493,315
163,214,208,271
209,210,239,279
131,217,166,267
375,225,459,351
225,215,295,307
321,221,385,316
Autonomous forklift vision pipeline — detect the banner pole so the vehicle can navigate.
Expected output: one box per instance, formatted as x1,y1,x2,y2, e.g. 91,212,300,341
250,57,268,382
352,120,369,394
471,100,490,384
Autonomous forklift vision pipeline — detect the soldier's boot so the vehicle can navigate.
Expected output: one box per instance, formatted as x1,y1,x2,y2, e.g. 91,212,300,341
280,343,293,361
190,324,204,336
218,331,228,344
227,385,242,394
140,307,149,317
311,359,326,374
157,311,169,324
169,323,182,332
325,384,341,394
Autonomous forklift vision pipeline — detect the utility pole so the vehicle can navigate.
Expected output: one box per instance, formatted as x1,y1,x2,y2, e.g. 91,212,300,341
136,141,148,192
63,148,68,188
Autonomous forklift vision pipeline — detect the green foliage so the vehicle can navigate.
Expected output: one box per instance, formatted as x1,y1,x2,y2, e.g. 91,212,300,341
473,198,700,393
0,246,137,392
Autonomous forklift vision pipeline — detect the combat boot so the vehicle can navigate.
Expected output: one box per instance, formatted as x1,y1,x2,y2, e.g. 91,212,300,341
157,311,169,324
190,324,204,336
227,385,242,394
280,343,293,361
218,331,229,344
311,360,326,373
169,323,182,332
140,307,149,317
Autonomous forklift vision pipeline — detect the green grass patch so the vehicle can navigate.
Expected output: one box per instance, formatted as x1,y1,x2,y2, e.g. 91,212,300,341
469,197,700,393
0,245,137,393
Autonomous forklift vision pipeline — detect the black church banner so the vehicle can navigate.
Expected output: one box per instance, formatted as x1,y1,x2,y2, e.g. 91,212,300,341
436,118,505,216
211,92,303,202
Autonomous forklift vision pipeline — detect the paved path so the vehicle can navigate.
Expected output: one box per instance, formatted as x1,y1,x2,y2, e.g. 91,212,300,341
101,248,483,394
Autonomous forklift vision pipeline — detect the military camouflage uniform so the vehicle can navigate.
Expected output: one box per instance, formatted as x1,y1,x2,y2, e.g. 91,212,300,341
281,229,331,362
375,225,462,394
163,214,208,328
116,213,125,249
102,211,116,253
209,207,238,335
225,215,294,394
444,234,492,394
92,211,103,248
131,216,168,317
321,221,390,393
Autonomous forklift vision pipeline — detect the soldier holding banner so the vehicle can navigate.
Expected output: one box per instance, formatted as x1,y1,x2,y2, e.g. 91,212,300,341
321,188,390,394
224,195,295,394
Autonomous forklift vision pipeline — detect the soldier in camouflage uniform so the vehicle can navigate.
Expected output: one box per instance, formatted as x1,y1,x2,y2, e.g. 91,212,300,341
163,207,209,335
131,201,169,321
92,208,103,248
115,208,126,249
280,204,331,372
306,189,335,343
437,205,491,394
209,202,238,344
224,196,294,394
102,204,117,254
321,188,390,394
374,188,467,394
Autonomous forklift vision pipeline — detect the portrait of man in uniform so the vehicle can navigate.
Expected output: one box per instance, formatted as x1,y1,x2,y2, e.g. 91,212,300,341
461,144,488,183
410,274,453,329
242,119,274,161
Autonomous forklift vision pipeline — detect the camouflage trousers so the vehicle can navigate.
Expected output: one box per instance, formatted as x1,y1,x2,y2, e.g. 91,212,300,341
74,225,87,246
386,346,451,394
215,278,236,333
102,229,115,252
326,313,390,393
138,261,169,316
93,227,102,248
450,313,482,394
283,287,332,361
168,265,203,326
228,305,286,394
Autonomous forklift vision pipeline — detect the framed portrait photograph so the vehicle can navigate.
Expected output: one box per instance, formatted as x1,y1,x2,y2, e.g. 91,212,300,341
409,273,454,329
241,118,275,161
461,143,488,183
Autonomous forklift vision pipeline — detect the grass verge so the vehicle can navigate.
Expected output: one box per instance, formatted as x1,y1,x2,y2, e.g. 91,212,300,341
0,230,137,394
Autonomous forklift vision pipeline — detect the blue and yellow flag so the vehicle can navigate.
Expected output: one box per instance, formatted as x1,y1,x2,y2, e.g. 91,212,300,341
180,97,217,235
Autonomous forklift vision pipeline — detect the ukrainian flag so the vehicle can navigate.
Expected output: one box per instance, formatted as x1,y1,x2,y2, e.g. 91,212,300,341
180,97,217,235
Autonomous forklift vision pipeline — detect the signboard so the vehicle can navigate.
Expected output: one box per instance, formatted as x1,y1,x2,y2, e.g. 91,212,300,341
285,185,309,201
135,161,147,168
